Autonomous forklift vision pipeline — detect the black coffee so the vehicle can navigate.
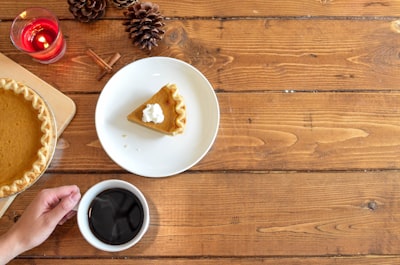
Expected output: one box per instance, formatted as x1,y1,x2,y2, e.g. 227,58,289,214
88,188,144,245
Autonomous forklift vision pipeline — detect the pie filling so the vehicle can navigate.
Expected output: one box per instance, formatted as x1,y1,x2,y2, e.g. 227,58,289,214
127,84,186,136
0,78,56,198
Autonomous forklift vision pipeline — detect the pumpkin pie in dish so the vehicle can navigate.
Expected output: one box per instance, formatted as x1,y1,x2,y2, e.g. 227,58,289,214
127,83,186,135
0,78,56,198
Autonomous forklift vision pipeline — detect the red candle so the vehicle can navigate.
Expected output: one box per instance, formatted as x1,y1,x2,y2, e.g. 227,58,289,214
20,18,65,62
10,8,66,64
23,19,57,51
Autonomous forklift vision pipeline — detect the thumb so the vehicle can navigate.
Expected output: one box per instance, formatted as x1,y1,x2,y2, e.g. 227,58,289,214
46,192,81,225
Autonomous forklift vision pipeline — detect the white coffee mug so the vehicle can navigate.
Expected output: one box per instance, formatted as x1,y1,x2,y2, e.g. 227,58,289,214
76,179,150,252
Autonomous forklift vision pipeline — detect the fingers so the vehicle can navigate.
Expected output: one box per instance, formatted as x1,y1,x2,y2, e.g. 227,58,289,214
47,185,81,202
58,210,77,225
46,189,81,227
37,185,80,209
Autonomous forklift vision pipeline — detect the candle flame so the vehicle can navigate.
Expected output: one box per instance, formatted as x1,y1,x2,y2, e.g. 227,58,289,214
38,36,50,49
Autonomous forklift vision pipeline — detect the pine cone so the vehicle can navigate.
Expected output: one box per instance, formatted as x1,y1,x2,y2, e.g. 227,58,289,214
68,0,107,23
111,0,137,8
123,2,165,50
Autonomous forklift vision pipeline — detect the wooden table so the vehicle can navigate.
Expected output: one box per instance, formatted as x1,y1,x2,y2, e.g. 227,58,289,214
1,1,400,264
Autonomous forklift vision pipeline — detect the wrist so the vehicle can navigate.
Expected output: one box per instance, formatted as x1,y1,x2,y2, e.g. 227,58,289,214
0,228,24,264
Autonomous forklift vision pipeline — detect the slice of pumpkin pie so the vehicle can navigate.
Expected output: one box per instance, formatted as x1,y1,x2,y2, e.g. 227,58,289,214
127,84,186,136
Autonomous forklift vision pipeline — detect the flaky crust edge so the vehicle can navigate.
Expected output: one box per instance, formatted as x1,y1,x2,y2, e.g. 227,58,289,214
0,78,56,198
166,84,186,135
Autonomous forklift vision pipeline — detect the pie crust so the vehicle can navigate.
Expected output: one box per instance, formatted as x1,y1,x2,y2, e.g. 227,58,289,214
127,84,186,135
0,78,56,198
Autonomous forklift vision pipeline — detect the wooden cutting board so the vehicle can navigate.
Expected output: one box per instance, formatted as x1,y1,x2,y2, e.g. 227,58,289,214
0,53,76,218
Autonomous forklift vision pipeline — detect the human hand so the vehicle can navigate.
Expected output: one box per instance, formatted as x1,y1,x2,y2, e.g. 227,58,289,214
0,185,81,264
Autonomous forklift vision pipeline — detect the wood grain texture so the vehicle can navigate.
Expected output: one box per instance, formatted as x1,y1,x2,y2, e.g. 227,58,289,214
1,172,400,258
48,92,400,172
1,0,400,263
7,256,400,265
0,0,400,19
1,19,399,92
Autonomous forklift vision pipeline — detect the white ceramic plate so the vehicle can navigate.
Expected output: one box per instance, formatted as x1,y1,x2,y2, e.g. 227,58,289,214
95,57,220,177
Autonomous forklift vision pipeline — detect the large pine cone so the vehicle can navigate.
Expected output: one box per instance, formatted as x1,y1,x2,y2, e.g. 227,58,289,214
68,0,107,23
123,2,165,50
111,0,137,8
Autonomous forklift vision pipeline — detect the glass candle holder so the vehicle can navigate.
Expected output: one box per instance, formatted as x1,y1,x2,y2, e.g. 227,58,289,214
10,7,66,64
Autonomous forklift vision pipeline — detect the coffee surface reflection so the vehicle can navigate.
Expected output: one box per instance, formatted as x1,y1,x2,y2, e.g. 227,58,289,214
88,188,144,245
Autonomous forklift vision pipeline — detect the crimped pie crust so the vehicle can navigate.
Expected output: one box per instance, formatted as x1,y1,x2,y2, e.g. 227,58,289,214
170,84,186,135
0,78,56,198
127,83,186,135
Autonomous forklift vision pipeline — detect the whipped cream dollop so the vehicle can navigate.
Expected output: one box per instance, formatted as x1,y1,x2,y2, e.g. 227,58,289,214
142,103,164,123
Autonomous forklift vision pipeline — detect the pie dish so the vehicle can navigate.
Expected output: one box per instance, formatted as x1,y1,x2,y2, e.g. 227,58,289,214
0,78,56,198
127,83,186,135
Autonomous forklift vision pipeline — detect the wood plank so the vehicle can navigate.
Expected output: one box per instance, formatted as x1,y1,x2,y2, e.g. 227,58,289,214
8,256,400,265
1,0,400,19
1,19,399,92
1,171,400,257
48,92,400,172
3,1,399,264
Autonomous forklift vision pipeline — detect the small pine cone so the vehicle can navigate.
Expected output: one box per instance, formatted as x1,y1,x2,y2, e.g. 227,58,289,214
123,2,165,50
68,0,107,23
111,0,137,8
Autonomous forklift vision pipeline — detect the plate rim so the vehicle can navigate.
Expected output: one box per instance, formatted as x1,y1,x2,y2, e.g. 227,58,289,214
95,56,220,177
